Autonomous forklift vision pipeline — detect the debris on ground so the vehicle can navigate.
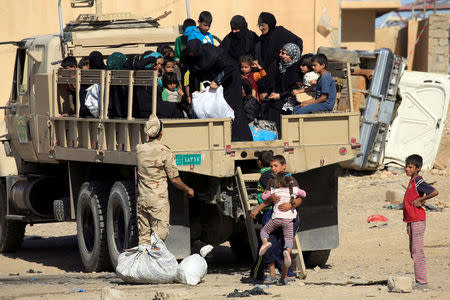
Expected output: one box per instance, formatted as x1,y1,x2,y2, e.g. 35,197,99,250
68,288,85,293
387,276,412,293
367,215,388,224
226,287,269,298
384,204,403,210
424,203,443,212
26,268,42,274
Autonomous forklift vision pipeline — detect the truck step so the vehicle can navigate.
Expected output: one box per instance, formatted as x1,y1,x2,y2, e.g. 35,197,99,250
241,173,260,182
6,215,26,221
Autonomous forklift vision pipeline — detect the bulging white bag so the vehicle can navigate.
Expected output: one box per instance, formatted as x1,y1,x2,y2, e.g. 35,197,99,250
85,84,100,117
192,85,235,119
116,233,178,284
175,245,213,286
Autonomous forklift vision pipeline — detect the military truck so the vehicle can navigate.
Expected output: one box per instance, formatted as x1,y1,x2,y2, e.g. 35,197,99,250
0,2,405,272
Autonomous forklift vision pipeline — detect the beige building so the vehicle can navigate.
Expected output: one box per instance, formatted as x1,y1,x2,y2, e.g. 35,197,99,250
341,0,401,50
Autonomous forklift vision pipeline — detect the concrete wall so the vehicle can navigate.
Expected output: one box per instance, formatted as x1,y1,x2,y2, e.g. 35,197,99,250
375,14,449,73
427,14,449,74
341,10,376,50
0,0,341,121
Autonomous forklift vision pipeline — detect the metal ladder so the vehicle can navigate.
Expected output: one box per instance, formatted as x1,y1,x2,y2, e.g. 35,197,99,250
235,167,307,279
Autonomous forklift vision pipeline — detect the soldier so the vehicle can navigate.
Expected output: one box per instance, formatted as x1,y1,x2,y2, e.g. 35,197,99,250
136,115,194,244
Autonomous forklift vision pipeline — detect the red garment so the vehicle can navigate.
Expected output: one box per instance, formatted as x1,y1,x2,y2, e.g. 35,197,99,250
242,69,266,100
403,177,426,223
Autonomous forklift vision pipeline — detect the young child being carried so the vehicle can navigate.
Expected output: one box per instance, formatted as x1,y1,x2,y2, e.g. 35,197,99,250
292,53,318,103
292,53,336,114
259,172,306,268
240,56,266,101
402,154,438,290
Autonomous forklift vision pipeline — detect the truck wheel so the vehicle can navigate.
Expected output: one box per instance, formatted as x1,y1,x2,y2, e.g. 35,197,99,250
304,250,331,268
106,181,137,269
0,182,25,252
76,181,112,272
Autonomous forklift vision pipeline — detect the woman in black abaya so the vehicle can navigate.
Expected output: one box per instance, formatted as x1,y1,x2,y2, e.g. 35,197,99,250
219,15,258,63
184,40,252,142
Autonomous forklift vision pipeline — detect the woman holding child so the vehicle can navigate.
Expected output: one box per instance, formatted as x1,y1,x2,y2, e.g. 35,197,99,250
184,39,252,142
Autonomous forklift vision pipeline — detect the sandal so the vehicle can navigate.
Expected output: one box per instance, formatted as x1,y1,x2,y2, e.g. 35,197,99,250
259,242,272,256
263,274,278,285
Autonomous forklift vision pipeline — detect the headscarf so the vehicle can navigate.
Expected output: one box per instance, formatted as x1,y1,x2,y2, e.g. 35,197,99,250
88,51,106,69
143,52,163,70
258,12,276,29
144,114,162,138
106,52,126,70
278,43,301,74
184,39,220,72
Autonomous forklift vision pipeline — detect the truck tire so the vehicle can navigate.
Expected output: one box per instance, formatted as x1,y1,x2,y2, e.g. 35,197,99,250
76,181,112,272
304,250,331,268
0,182,25,252
106,181,137,268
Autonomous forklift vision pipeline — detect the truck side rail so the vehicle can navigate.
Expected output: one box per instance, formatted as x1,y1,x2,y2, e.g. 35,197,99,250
53,69,158,119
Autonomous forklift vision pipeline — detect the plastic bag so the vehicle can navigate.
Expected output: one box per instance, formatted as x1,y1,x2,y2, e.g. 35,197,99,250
192,85,235,119
84,84,101,117
175,245,213,286
317,8,332,37
116,233,178,284
248,120,278,141
243,96,261,121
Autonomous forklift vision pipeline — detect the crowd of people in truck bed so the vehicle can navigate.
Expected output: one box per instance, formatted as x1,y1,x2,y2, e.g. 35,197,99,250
58,11,336,141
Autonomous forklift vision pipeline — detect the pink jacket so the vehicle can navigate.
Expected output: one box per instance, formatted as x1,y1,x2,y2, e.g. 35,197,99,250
262,187,306,219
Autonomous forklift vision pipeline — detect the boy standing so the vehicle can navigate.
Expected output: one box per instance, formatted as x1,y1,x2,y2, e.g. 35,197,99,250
184,11,214,45
403,154,438,290
250,151,274,220
292,53,336,114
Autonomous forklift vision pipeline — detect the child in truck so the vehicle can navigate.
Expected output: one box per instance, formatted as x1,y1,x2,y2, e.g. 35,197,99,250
184,11,214,45
292,53,318,103
292,53,336,114
240,55,266,101
402,154,438,290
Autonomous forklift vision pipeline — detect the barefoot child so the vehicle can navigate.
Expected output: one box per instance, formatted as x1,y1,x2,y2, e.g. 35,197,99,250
403,154,438,290
259,172,306,285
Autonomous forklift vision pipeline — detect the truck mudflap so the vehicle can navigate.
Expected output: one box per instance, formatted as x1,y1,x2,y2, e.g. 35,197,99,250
346,48,406,170
294,164,339,251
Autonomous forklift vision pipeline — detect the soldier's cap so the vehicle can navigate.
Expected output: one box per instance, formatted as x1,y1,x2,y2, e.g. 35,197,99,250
144,114,162,138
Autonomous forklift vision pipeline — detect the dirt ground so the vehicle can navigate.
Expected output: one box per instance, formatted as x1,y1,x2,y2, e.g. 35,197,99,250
0,167,449,300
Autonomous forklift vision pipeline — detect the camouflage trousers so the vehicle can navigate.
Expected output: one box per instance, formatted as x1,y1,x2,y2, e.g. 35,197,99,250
137,196,170,244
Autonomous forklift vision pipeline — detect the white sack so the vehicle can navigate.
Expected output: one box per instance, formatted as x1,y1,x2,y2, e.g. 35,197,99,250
192,85,234,119
175,245,212,286
116,233,178,284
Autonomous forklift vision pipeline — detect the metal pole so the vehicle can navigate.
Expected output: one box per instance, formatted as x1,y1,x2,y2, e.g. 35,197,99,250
185,0,191,18
58,0,66,58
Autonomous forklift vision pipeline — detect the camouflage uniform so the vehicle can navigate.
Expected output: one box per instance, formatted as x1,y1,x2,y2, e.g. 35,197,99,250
136,139,179,244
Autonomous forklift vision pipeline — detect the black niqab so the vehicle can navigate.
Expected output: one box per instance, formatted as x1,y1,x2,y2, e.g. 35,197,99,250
219,15,258,62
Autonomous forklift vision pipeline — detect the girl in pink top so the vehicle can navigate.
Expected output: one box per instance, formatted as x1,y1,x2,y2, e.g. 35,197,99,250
259,172,306,270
